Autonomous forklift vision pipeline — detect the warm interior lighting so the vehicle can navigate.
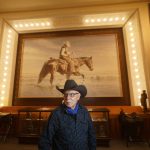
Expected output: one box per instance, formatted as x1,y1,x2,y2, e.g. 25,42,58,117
12,18,52,32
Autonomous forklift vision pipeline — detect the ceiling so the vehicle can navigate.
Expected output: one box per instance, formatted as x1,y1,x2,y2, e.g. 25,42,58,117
0,0,149,13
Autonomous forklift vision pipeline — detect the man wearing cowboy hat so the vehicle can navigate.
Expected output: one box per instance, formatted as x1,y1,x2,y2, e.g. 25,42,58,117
38,80,96,150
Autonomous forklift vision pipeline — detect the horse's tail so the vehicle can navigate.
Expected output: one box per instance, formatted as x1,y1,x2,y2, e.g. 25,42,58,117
38,62,50,84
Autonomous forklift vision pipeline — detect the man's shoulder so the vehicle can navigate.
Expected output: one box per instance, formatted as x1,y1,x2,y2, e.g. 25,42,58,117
79,104,89,113
51,105,65,115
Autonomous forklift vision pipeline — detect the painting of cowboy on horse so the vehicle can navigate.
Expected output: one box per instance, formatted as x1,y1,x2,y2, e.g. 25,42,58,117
38,41,94,85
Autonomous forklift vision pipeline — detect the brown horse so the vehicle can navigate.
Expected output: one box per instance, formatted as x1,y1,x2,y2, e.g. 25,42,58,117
38,56,93,85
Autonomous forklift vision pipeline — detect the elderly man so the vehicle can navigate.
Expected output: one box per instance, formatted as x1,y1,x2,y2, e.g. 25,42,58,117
38,79,96,150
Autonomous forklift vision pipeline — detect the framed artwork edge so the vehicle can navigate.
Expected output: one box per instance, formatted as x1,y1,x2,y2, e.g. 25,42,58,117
13,28,131,106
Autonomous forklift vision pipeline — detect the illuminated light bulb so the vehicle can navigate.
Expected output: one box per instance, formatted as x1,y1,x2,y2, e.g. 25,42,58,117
115,17,119,21
109,18,113,22
103,18,107,22
41,22,45,26
129,27,133,31
137,88,141,92
3,78,6,82
135,75,140,78
25,24,29,27
128,22,132,25
132,56,137,60
1,90,5,94
134,68,139,72
35,23,40,26
2,84,6,88
19,24,23,28
136,81,141,85
133,62,138,66
4,67,8,70
0,103,4,106
91,19,95,23
5,55,9,59
130,33,134,37
30,23,34,27
96,19,101,22
8,34,11,38
131,44,135,48
8,29,12,33
0,97,4,100
7,39,11,43
3,72,7,76
130,38,135,42
4,61,8,65
14,24,18,28
46,22,51,26
121,17,125,21
6,44,10,49
6,50,10,54
132,50,136,54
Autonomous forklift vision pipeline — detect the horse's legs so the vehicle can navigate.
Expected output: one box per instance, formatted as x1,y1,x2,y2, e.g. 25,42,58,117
50,71,54,85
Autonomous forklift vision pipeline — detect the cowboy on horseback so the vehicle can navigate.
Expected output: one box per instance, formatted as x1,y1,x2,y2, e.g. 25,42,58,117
59,41,76,73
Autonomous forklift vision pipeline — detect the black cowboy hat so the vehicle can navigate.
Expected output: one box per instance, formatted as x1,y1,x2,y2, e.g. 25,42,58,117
56,80,87,98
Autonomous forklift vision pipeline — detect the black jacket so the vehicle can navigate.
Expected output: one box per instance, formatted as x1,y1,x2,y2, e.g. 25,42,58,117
38,104,96,150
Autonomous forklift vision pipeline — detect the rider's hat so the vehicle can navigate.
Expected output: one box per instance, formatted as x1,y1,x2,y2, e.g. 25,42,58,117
64,41,71,47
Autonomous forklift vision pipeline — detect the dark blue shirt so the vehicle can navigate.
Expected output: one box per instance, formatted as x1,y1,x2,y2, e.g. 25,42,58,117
38,104,96,150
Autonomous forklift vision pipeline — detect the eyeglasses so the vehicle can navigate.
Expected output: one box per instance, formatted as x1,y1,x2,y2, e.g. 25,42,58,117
64,92,80,98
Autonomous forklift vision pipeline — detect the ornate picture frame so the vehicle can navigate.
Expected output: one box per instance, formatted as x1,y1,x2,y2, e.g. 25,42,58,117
13,28,130,106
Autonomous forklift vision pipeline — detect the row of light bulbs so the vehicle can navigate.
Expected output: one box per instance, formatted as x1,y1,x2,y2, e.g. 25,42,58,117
14,21,51,29
83,16,125,24
0,29,12,106
127,21,142,103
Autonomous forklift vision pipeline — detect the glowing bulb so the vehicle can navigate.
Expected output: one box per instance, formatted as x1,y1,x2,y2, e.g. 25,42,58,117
115,17,119,21
121,17,125,21
35,23,40,26
130,33,134,37
97,19,101,22
25,24,29,27
0,103,4,106
132,56,137,60
30,23,34,27
128,22,132,25
6,50,10,54
19,24,23,27
0,97,4,100
41,22,45,26
1,90,5,94
135,75,140,78
3,78,6,82
8,29,12,33
103,18,107,22
109,18,113,22
91,19,95,23
46,22,51,26
14,24,18,28
130,38,135,42
2,84,6,88
133,62,138,66
132,50,136,54
136,81,141,85
134,68,139,72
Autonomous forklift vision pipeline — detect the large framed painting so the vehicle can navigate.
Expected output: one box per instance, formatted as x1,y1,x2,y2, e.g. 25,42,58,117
13,28,130,106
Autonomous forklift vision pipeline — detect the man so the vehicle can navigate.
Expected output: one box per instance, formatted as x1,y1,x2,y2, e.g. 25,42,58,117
38,79,96,150
59,41,75,73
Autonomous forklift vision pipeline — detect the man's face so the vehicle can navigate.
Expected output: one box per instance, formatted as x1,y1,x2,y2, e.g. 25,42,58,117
63,90,80,109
